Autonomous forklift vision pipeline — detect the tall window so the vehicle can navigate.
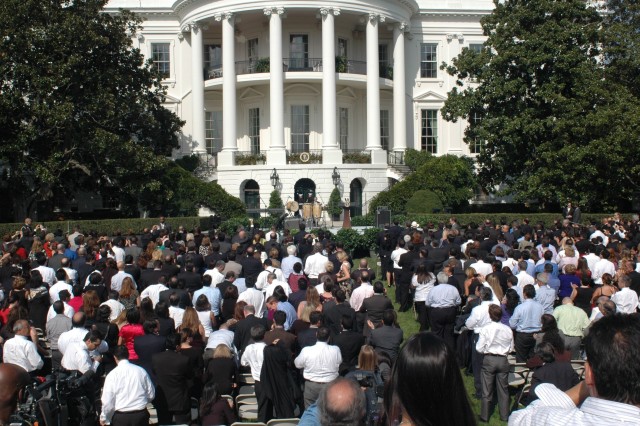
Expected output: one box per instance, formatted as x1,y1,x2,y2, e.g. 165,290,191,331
421,109,438,153
339,107,349,150
470,112,483,154
247,38,259,68
379,44,389,78
469,43,484,53
420,43,438,78
249,108,260,154
337,38,348,58
380,110,390,151
151,43,170,79
204,44,222,70
205,111,223,155
244,180,260,211
291,105,310,153
289,34,309,69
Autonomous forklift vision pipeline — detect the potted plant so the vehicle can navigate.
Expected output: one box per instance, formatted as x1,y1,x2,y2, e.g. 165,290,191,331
335,55,347,73
255,57,270,73
327,187,342,221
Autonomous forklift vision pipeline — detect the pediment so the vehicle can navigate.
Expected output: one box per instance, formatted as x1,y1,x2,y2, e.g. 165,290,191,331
284,84,320,95
414,90,448,101
336,87,357,99
239,87,265,100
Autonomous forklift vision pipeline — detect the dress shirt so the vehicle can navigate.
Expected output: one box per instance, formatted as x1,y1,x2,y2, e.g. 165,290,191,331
589,230,608,247
49,281,73,303
204,268,225,287
61,342,98,373
3,335,44,372
611,287,640,315
553,304,590,337
476,321,514,356
101,299,125,322
426,283,461,308
110,271,136,292
111,245,126,263
583,254,600,276
240,342,267,381
192,286,221,316
294,341,342,383
264,280,292,298
304,253,328,279
58,327,109,355
100,359,155,424
536,245,558,260
63,267,78,285
534,261,559,278
256,267,284,290
508,383,640,426
592,259,616,285
470,260,493,277
509,299,544,332
412,275,435,302
535,285,557,314
465,301,494,333
349,283,374,311
46,314,72,350
169,306,185,328
237,288,265,317
46,302,75,322
281,255,302,280
277,301,298,330
390,248,407,269
33,265,56,285
206,329,235,351
140,283,168,306
502,258,519,273
516,272,535,288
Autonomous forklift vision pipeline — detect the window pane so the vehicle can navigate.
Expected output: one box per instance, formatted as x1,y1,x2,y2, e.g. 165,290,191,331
290,35,309,69
470,112,483,154
204,44,222,70
420,43,438,78
205,111,223,155
421,109,438,153
151,43,171,79
338,38,348,58
291,105,310,153
339,107,348,150
249,108,260,154
469,43,484,53
380,110,390,151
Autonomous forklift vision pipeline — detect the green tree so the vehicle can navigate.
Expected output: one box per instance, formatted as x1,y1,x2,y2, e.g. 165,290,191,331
268,189,284,217
0,0,184,220
440,0,629,209
327,187,343,218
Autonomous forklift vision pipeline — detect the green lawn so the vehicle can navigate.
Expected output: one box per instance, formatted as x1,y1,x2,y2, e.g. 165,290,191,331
383,280,509,426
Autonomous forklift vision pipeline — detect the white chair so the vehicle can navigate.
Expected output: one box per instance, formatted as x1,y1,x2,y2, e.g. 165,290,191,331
236,393,259,421
239,372,256,384
508,362,530,388
231,423,266,426
266,418,300,426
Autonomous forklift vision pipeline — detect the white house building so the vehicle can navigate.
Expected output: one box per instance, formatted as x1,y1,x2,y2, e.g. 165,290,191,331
105,0,493,217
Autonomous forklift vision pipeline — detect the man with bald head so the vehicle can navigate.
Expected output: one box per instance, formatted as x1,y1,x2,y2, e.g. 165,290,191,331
553,297,590,359
2,320,43,374
317,377,366,426
109,260,136,293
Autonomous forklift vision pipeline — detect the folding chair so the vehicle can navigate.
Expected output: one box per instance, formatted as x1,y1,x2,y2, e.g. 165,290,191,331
236,393,259,421
266,419,300,426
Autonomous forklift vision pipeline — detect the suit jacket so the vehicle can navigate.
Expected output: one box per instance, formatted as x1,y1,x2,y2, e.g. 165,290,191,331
360,295,394,327
297,327,319,350
240,256,263,280
124,264,141,283
324,302,357,336
527,361,579,405
124,245,143,262
139,269,163,291
134,333,166,381
152,350,192,412
180,252,205,272
232,314,269,353
334,330,365,374
427,247,449,273
398,251,420,284
222,261,242,278
264,328,297,355
369,325,403,361
159,288,192,309
176,271,203,294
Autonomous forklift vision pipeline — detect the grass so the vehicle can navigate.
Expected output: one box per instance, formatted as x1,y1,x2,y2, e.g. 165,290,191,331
375,264,508,426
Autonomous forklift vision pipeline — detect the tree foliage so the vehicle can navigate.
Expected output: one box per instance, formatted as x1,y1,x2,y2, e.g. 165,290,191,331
441,0,640,210
327,187,343,217
0,0,184,220
268,189,284,217
369,152,475,214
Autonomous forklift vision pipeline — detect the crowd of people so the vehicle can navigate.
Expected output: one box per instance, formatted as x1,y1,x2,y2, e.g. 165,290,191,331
0,213,639,425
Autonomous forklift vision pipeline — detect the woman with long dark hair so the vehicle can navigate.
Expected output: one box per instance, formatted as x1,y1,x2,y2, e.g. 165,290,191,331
199,382,236,425
384,332,476,426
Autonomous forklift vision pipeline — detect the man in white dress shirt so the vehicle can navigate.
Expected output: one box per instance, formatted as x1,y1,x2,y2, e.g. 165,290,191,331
240,325,268,421
48,269,73,303
294,326,342,408
100,345,155,426
592,250,616,285
61,329,103,374
255,259,284,290
477,305,514,422
2,320,43,373
304,243,328,286
509,313,640,425
109,261,136,293
33,253,56,285
611,275,639,314
204,260,226,287
465,287,494,399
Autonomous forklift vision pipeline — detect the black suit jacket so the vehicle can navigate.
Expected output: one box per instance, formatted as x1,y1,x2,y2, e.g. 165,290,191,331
334,330,365,374
176,271,203,294
159,288,192,309
527,361,579,404
134,333,166,381
360,295,394,326
152,350,192,412
232,314,268,353
124,264,141,283
398,251,420,284
427,247,449,273
239,256,262,280
324,302,357,335
369,325,403,361
297,327,319,350
139,269,163,291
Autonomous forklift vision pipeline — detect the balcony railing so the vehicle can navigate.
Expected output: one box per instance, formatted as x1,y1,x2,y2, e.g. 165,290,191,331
283,58,323,72
287,150,322,164
343,150,371,164
235,150,267,165
387,151,405,165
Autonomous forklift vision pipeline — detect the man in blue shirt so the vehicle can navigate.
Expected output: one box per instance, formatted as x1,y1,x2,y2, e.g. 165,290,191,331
534,273,557,314
192,275,221,317
510,284,544,362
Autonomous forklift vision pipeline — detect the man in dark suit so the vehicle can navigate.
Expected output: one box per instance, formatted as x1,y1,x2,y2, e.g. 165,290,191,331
73,247,95,287
124,236,143,263
397,244,420,312
139,260,164,291
157,216,172,233
176,261,202,294
323,289,356,336
334,315,365,375
180,241,205,272
161,255,180,278
426,239,449,274
264,311,296,355
232,304,269,354
369,309,403,362
204,241,226,268
239,247,263,281
159,279,191,309
123,254,141,283
360,281,394,331
152,334,192,424
134,320,166,382
297,311,323,350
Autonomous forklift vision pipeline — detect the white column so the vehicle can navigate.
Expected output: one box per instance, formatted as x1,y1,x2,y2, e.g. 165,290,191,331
321,7,342,164
190,23,206,154
217,12,237,166
366,13,386,164
393,23,407,152
265,7,287,165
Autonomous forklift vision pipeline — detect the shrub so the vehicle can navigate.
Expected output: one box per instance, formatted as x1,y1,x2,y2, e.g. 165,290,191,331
406,190,444,214
268,190,284,217
327,188,342,218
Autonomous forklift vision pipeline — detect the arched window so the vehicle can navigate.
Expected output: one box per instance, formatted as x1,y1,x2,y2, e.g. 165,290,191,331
243,180,260,213
350,179,363,217
294,178,316,204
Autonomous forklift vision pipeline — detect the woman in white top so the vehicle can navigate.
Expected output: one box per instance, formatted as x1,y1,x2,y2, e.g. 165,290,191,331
484,275,503,305
412,264,436,331
195,294,216,338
